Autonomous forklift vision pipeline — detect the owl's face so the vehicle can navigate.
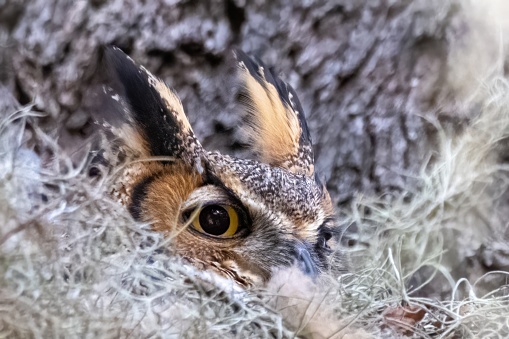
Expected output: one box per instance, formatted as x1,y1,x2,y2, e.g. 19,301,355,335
99,47,337,287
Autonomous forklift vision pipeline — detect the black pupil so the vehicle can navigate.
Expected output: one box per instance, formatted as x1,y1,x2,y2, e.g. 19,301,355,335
199,205,230,236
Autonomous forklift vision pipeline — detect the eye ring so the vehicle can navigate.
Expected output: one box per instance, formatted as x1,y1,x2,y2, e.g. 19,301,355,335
190,204,240,238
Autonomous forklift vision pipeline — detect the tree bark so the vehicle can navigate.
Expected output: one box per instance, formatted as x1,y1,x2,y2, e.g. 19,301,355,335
1,0,464,207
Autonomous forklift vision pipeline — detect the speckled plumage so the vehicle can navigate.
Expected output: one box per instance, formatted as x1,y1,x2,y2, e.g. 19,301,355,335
96,46,339,287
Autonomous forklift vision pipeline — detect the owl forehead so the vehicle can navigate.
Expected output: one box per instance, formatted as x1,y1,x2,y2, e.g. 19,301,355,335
205,152,329,225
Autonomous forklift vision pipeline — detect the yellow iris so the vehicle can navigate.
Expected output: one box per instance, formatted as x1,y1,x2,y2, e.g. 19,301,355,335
191,205,239,237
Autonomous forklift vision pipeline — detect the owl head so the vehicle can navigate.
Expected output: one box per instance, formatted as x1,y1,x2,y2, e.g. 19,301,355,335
97,47,339,287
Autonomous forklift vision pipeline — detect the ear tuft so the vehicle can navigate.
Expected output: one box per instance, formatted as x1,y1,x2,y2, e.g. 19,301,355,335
96,46,203,171
234,50,314,176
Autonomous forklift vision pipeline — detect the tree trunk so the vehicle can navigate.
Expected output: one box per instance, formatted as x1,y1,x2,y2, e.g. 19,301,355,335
0,0,467,208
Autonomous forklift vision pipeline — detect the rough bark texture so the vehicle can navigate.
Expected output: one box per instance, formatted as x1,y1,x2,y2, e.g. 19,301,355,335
1,0,465,207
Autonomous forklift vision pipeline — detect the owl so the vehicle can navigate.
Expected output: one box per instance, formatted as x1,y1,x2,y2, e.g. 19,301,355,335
96,47,339,287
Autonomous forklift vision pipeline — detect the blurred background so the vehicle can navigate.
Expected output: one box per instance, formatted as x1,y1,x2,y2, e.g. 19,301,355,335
0,0,473,211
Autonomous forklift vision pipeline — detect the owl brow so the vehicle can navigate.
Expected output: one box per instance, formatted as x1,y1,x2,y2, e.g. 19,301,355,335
320,217,336,228
201,165,251,224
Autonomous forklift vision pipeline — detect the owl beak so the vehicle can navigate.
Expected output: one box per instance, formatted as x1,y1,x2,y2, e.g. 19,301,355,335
296,246,319,278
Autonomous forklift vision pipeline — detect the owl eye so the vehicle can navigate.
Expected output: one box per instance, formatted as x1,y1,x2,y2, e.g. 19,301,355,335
191,204,239,237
